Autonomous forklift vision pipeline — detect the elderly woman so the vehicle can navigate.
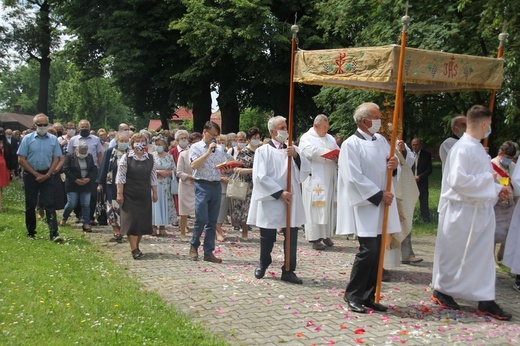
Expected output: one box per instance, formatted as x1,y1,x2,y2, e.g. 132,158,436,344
216,134,234,241
491,141,518,262
176,132,202,241
97,128,110,151
169,129,190,219
231,127,262,239
151,136,177,236
97,131,129,242
228,131,246,159
116,133,158,259
61,141,98,232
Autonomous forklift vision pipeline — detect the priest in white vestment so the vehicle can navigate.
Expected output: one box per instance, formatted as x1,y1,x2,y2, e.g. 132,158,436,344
337,102,400,314
247,116,311,284
300,114,339,250
502,160,520,292
439,115,466,167
432,105,512,320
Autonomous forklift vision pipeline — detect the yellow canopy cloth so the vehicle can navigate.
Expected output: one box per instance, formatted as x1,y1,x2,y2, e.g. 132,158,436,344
294,45,503,93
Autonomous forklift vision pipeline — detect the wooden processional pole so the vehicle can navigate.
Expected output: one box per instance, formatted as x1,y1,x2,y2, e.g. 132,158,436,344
285,23,299,271
375,11,410,304
483,31,507,148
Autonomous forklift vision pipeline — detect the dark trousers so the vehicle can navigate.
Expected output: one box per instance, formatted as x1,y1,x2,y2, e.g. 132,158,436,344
259,227,298,272
23,171,58,238
418,188,430,222
344,235,382,303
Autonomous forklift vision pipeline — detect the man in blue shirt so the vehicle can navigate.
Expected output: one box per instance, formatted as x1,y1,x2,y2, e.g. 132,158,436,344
17,114,64,241
189,121,231,263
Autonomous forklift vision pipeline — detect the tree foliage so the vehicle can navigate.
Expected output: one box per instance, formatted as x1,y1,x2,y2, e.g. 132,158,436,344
313,0,520,150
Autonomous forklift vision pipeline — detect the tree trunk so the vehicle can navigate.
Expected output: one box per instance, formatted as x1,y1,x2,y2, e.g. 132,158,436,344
217,84,240,133
192,78,212,132
36,1,52,119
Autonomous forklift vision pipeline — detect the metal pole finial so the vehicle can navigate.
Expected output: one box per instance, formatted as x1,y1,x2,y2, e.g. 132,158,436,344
402,1,412,30
498,32,507,46
291,24,299,39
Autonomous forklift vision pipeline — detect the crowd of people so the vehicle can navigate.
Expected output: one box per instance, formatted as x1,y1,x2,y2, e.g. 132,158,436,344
1,102,519,320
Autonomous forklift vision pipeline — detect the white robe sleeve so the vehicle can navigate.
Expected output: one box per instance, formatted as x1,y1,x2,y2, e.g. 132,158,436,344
447,146,502,200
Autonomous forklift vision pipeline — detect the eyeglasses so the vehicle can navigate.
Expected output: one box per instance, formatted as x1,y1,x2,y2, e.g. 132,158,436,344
35,123,49,127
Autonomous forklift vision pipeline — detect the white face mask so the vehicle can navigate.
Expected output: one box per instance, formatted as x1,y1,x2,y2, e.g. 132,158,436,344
67,129,76,137
367,119,381,134
275,130,288,143
250,139,261,147
237,142,246,149
37,126,48,136
77,153,87,160
218,144,226,151
134,142,145,152
178,139,188,148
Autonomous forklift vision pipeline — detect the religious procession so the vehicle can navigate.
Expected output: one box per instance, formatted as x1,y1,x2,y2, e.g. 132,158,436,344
3,1,520,345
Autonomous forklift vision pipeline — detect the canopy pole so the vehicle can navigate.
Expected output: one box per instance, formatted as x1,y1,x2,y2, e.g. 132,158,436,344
375,12,410,304
483,31,507,148
285,23,299,271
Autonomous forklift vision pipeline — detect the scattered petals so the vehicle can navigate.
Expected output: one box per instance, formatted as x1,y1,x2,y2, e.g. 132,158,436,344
354,328,365,335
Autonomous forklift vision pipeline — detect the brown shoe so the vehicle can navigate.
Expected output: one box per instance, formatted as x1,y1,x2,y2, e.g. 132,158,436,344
189,245,198,261
312,242,326,250
323,238,334,247
203,253,222,263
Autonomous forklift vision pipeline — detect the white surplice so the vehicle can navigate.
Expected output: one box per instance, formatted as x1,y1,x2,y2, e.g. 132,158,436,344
432,133,502,301
503,166,520,275
336,131,401,237
439,137,458,166
299,128,339,241
247,143,311,229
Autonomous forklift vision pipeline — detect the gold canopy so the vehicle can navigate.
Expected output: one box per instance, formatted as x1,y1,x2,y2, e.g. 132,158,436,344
294,45,503,93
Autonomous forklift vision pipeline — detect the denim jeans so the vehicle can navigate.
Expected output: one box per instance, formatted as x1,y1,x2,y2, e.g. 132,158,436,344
63,191,91,225
191,181,221,255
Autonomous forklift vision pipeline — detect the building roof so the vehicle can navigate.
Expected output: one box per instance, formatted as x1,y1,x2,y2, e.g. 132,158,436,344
147,119,162,131
172,107,193,121
0,112,35,130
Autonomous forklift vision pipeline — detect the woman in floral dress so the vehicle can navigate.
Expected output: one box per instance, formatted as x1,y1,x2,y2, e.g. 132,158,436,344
231,127,262,239
151,136,178,236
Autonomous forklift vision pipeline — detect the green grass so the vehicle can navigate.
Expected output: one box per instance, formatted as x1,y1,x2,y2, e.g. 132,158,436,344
0,180,227,346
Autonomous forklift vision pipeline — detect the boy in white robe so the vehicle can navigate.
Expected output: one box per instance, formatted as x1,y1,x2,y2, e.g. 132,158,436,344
337,102,400,314
247,116,311,284
432,105,512,320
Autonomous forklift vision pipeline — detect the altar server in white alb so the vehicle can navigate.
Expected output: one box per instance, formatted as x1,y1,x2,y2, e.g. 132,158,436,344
503,162,520,292
247,116,311,284
431,105,512,320
300,114,339,251
337,102,400,314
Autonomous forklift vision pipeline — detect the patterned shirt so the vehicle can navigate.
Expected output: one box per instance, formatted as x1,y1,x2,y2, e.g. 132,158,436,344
115,150,157,186
17,132,62,171
189,140,227,181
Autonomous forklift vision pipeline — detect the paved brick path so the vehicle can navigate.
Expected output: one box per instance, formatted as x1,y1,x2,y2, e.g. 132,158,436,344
85,224,520,345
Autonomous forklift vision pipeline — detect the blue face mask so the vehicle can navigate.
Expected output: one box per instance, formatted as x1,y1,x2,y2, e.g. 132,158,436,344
118,142,129,151
484,123,492,138
155,146,164,153
501,157,512,166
